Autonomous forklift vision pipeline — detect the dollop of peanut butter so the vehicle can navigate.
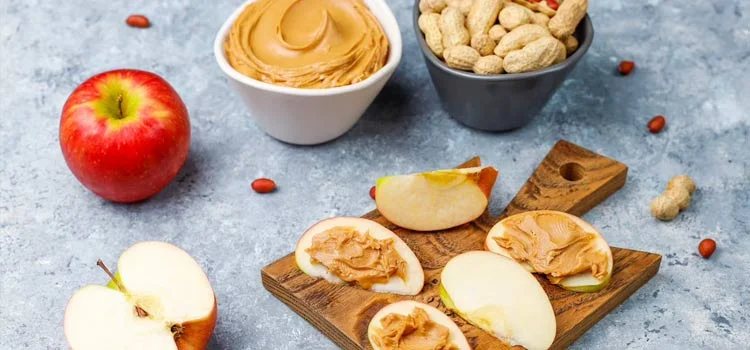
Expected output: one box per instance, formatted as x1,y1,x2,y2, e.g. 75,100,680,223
306,227,406,288
223,0,389,88
372,307,458,350
495,212,609,284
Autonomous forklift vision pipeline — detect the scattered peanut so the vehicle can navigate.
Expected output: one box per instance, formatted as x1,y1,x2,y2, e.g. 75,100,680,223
488,24,507,41
650,195,680,221
564,35,579,55
126,14,150,28
467,0,503,35
498,6,531,31
440,7,471,49
503,36,564,73
618,60,635,75
548,0,588,39
251,178,276,193
512,0,557,16
665,187,691,210
419,0,447,13
698,239,716,259
668,175,697,194
532,12,550,26
444,45,481,70
648,115,666,133
650,175,696,221
471,33,497,56
473,55,504,74
494,24,550,57
369,186,376,200
419,13,445,57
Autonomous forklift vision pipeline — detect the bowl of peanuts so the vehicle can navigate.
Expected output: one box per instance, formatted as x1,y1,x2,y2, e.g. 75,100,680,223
414,0,593,131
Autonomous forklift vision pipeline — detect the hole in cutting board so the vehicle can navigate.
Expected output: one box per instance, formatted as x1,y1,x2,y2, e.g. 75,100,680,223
559,162,585,182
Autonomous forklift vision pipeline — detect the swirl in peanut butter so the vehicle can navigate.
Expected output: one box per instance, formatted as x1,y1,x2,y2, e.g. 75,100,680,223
224,0,389,89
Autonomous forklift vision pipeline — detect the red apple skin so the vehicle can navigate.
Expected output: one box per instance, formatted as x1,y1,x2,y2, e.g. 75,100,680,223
59,69,190,203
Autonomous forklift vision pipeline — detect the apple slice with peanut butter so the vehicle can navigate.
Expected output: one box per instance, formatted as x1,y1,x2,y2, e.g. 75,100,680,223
486,210,613,292
368,300,471,350
295,217,424,295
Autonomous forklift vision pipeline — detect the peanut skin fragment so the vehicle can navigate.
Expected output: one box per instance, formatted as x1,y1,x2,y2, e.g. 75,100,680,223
473,55,504,74
419,13,444,57
548,0,588,39
440,7,470,49
503,36,565,73
494,24,550,57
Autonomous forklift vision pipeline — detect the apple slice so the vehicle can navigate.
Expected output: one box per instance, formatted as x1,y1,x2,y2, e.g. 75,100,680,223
64,241,217,350
440,251,556,350
375,166,499,231
367,300,471,350
485,210,613,292
295,217,424,295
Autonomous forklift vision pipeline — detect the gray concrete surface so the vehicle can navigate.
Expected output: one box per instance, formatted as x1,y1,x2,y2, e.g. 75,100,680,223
1,0,748,349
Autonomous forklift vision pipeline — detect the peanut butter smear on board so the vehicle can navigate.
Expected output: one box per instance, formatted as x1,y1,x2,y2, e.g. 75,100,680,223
223,0,389,88
372,307,458,350
494,212,609,284
306,227,406,288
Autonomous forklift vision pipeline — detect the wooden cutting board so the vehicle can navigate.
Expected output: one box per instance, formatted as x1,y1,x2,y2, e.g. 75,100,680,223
262,140,662,350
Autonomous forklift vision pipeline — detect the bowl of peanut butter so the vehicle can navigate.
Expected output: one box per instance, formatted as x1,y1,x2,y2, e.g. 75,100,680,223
215,0,402,145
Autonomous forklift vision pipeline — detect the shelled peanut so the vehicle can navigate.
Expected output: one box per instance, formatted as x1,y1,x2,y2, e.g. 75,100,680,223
417,0,588,75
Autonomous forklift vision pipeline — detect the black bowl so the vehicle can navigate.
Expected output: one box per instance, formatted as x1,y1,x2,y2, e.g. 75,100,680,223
413,4,594,131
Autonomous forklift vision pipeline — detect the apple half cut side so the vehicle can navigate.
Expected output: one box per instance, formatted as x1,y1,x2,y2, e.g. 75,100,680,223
64,241,217,350
294,217,424,295
367,300,471,350
485,210,614,293
440,251,556,350
375,166,499,231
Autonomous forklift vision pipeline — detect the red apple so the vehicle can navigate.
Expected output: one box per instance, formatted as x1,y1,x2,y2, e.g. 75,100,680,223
59,69,190,203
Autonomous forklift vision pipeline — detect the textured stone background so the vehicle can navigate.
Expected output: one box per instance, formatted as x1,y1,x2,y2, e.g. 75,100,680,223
1,0,748,349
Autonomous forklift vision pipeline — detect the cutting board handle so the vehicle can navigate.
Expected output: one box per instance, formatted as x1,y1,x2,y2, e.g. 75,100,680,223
476,140,628,231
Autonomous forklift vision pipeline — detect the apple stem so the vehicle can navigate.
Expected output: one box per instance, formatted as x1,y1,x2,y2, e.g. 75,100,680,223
96,259,124,291
97,259,150,318
116,94,125,119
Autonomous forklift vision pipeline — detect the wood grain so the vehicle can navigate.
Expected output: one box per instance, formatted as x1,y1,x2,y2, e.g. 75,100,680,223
262,140,661,350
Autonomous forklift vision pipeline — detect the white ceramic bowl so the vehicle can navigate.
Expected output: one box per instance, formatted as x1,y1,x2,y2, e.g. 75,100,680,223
214,0,403,145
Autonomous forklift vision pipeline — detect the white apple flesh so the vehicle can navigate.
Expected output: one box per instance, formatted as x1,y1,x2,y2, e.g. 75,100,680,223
64,242,217,350
440,251,556,350
375,166,499,231
367,300,471,350
295,217,424,295
485,210,614,292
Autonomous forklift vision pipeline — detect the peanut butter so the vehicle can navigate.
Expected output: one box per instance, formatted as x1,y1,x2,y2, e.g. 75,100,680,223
306,227,407,288
494,212,609,284
372,307,457,350
223,0,389,88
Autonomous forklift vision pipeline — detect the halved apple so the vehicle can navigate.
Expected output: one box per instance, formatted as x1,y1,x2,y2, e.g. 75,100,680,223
295,217,424,295
485,210,614,292
440,251,556,350
375,166,499,231
367,300,471,350
64,241,217,350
